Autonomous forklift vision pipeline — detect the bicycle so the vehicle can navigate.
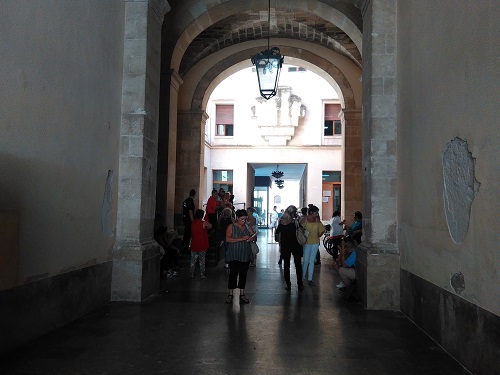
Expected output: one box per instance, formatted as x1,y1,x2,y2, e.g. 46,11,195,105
321,224,345,260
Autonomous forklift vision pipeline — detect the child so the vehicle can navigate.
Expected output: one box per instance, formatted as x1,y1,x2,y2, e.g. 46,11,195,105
190,209,212,278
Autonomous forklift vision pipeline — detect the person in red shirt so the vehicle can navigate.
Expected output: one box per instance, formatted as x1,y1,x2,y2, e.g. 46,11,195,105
190,209,212,279
204,189,219,229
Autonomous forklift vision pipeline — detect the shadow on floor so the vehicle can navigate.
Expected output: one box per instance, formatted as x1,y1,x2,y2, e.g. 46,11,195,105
0,230,469,375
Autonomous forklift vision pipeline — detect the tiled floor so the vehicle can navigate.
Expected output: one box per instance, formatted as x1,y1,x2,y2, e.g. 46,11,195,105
0,230,469,374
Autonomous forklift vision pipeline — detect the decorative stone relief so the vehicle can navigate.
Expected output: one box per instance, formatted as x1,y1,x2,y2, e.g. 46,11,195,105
251,86,306,145
442,138,480,244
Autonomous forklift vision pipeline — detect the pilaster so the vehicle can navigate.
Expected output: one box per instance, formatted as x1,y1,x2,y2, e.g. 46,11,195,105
112,0,170,302
156,70,183,229
359,0,400,310
175,110,209,225
339,109,362,219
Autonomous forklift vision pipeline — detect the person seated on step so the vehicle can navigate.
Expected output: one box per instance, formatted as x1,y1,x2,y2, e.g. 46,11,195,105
332,240,357,299
345,211,363,245
154,225,180,278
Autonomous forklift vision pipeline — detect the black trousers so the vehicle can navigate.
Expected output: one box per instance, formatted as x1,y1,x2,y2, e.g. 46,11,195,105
208,213,217,230
228,260,250,290
282,251,303,287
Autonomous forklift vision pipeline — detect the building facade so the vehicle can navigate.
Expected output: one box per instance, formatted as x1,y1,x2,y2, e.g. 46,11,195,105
203,66,343,223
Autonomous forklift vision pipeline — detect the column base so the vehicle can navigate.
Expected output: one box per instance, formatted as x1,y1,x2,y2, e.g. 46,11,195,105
111,241,161,302
356,243,400,310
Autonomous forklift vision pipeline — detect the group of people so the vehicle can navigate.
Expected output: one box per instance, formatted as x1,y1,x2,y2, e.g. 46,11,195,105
275,204,325,290
190,204,259,304
274,205,362,298
180,188,260,303
173,187,362,303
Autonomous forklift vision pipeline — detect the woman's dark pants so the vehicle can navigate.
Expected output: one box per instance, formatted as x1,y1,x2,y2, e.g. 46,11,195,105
228,260,250,290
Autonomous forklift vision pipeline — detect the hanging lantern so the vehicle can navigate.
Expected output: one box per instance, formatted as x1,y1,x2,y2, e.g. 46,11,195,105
251,0,284,100
252,47,284,100
271,164,284,179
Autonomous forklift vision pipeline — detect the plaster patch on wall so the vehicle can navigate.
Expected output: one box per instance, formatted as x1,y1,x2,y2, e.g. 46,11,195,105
101,170,114,237
442,138,480,244
451,272,465,295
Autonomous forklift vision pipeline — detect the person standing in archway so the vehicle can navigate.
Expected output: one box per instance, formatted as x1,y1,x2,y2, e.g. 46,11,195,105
225,209,254,304
190,209,212,279
275,206,304,291
269,206,279,236
205,189,220,230
302,204,325,286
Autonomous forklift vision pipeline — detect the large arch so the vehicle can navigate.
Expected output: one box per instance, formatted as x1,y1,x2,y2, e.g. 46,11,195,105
158,1,364,230
178,40,362,111
169,38,362,233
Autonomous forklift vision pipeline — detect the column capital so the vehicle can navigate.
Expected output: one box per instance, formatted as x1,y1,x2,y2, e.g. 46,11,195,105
178,109,209,124
163,69,183,92
339,108,362,121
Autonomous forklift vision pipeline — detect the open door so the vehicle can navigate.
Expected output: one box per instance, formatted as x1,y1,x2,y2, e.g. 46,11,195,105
321,182,341,221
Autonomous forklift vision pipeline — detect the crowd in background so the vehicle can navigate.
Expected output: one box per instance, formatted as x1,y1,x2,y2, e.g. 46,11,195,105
155,187,363,303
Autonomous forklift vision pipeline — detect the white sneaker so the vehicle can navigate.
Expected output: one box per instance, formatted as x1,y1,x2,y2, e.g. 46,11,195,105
336,282,346,288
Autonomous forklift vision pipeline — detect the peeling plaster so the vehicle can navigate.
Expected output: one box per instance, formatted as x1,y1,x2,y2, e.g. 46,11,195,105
442,138,480,244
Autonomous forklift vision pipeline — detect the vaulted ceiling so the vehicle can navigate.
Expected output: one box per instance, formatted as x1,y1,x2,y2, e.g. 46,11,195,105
162,1,365,77
177,7,362,76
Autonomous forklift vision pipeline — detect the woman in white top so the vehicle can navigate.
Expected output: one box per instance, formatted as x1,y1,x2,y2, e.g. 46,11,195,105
328,210,345,259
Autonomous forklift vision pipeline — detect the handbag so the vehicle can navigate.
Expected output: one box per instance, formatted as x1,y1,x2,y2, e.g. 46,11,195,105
295,220,308,245
250,241,260,255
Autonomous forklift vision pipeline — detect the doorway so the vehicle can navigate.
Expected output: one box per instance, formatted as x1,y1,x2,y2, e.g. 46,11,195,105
321,170,341,221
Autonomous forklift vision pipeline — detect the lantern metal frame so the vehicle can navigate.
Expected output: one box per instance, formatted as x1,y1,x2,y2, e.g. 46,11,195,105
251,0,284,100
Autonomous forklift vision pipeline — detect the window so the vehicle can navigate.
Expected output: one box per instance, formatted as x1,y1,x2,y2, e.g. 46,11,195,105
322,171,341,182
215,104,234,136
213,170,233,193
324,103,341,136
287,66,306,72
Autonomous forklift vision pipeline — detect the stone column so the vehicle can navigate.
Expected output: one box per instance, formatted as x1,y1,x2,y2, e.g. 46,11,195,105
358,0,400,310
156,70,183,229
175,110,209,224
340,109,362,219
111,0,170,302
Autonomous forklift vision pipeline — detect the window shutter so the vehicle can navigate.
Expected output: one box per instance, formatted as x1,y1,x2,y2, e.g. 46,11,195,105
324,103,340,120
216,105,234,124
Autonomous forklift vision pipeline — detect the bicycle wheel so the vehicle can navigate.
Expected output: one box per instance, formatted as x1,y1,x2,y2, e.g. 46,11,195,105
323,236,335,256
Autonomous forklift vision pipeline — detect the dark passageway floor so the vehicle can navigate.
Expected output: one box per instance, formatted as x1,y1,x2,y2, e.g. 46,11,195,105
1,230,469,375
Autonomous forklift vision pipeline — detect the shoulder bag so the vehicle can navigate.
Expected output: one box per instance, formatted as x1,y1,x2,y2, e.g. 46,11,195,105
295,220,308,245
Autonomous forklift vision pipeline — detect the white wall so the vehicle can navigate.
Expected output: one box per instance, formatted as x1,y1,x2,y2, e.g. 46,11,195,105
206,66,341,216
0,1,125,284
397,1,499,315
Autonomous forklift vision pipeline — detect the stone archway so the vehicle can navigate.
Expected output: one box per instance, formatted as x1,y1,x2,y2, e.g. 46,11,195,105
163,0,362,73
171,40,362,229
157,0,402,312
